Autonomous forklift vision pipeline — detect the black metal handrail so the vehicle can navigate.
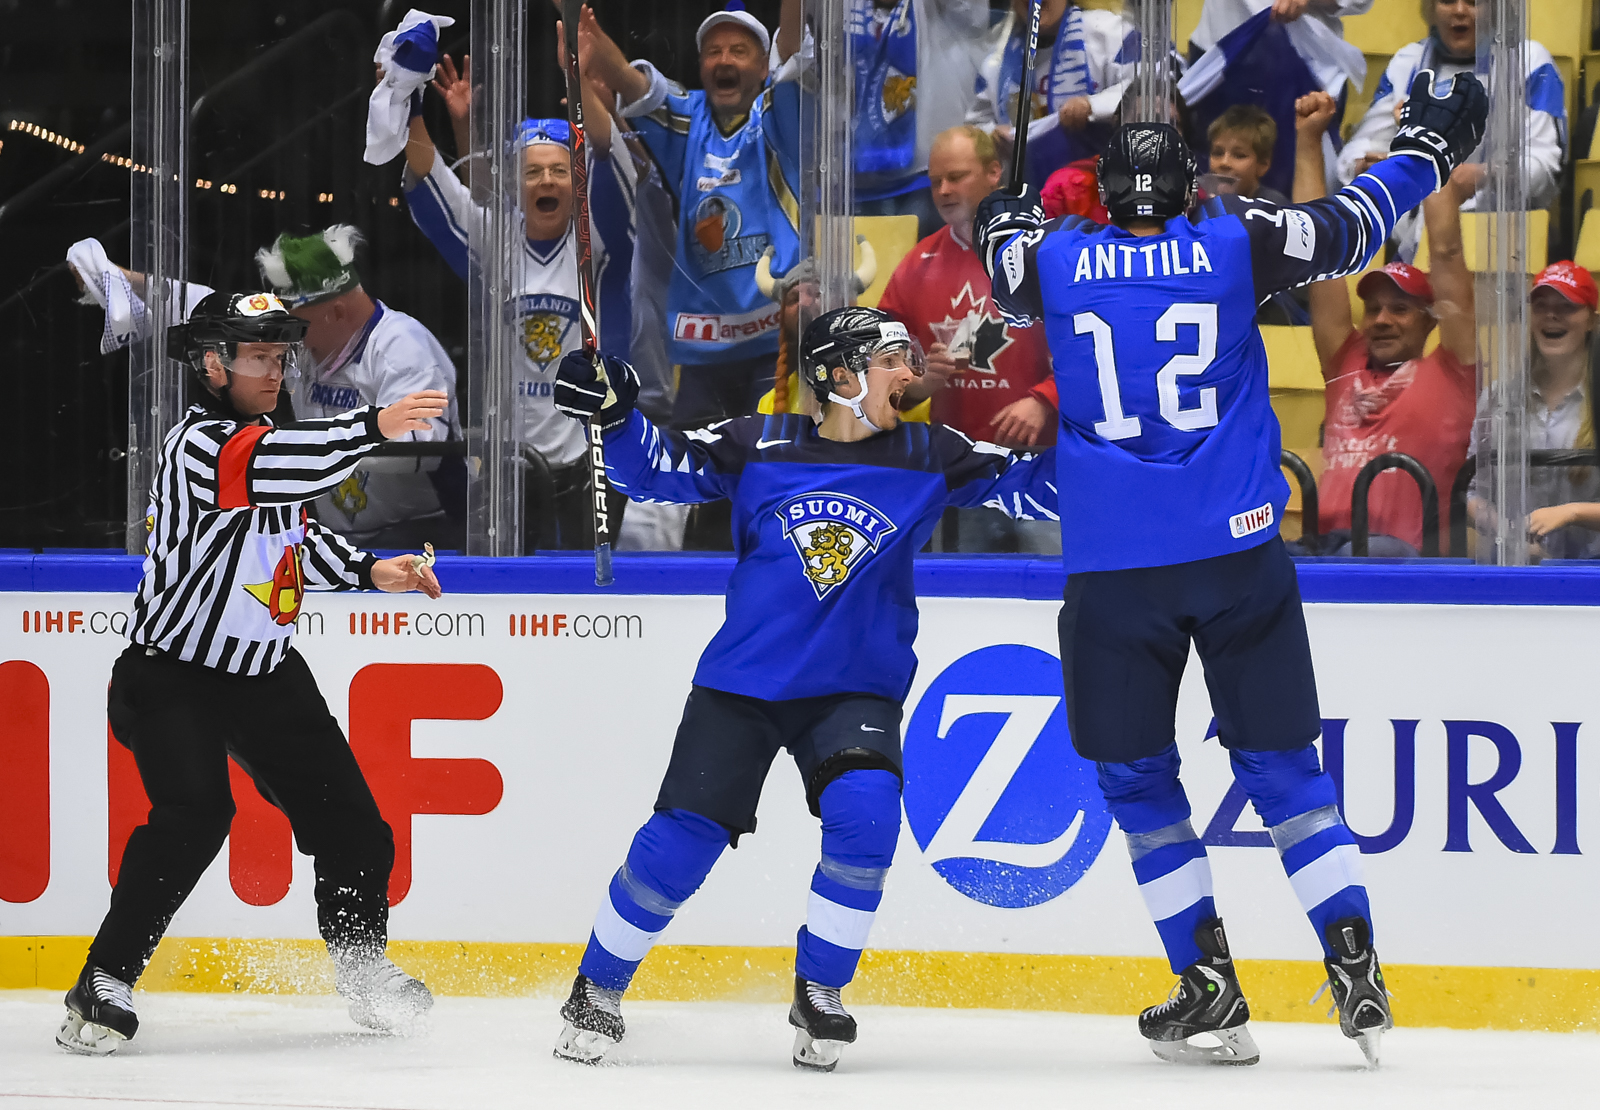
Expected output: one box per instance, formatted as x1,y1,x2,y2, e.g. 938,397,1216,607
1281,448,1318,547
1449,449,1600,555
1351,452,1439,557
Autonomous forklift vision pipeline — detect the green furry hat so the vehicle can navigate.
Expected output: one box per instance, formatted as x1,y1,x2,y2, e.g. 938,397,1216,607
255,225,363,308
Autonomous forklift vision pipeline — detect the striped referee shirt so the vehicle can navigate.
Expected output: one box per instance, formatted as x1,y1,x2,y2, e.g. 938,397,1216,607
129,403,387,675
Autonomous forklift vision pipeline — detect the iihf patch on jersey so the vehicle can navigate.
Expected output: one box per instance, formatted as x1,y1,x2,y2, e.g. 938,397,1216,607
777,492,897,599
1229,502,1274,539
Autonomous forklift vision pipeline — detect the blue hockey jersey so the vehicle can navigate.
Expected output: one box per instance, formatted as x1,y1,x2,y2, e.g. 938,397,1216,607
622,63,804,366
602,410,1057,701
987,152,1439,573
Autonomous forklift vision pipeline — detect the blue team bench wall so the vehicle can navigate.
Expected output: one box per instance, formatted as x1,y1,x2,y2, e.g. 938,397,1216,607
6,552,1600,606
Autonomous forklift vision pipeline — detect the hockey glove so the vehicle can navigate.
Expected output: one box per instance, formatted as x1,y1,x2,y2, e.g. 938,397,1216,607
1389,69,1488,188
554,349,640,433
974,185,1046,284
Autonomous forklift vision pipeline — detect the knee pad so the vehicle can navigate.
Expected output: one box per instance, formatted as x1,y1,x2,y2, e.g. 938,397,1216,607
626,808,729,906
1230,744,1338,828
1095,744,1191,834
806,747,901,817
817,769,901,873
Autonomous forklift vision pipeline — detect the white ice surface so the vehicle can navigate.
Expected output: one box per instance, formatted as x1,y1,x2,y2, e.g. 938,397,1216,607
1,991,1595,1110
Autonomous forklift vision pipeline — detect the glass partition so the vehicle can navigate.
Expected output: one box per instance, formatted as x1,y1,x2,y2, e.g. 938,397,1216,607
5,0,1586,565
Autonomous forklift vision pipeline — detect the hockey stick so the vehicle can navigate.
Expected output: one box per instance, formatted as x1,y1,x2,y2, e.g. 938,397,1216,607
1008,0,1043,194
561,0,614,586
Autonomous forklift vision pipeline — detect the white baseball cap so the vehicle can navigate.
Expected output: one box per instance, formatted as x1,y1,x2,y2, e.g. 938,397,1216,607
696,7,771,55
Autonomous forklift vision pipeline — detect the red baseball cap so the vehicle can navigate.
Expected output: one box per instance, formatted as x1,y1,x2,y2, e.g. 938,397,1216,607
1356,261,1434,304
1531,260,1599,310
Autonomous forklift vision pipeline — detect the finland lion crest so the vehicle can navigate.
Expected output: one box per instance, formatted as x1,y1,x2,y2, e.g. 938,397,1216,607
777,492,896,600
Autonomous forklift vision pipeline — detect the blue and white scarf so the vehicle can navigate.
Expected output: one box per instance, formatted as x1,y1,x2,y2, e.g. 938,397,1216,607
852,0,919,177
995,5,1092,129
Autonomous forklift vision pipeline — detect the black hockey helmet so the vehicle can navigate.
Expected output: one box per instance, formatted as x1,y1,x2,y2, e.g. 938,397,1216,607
1098,122,1198,223
167,290,308,372
800,306,923,404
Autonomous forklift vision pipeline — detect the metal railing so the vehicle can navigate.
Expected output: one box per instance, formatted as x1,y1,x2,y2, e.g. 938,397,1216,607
1351,452,1439,558
1450,449,1600,557
1281,449,1319,550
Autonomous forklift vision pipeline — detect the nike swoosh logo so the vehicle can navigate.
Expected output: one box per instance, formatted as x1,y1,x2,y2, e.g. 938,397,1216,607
756,439,791,449
860,724,885,732
920,252,937,258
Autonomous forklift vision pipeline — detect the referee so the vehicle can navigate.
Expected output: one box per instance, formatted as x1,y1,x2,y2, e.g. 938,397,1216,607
58,291,449,1055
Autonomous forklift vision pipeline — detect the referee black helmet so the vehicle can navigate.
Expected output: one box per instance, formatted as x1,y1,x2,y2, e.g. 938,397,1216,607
1099,123,1198,224
167,291,308,372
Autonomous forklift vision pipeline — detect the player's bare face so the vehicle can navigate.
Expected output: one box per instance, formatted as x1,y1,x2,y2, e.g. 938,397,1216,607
929,137,1002,237
1361,288,1435,367
205,343,286,417
864,349,919,425
1530,288,1593,362
1434,0,1476,58
1207,134,1268,199
700,27,767,125
523,145,574,242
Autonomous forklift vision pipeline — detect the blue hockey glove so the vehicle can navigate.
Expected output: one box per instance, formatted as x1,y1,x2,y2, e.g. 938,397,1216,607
554,349,640,433
1390,69,1488,188
974,185,1045,283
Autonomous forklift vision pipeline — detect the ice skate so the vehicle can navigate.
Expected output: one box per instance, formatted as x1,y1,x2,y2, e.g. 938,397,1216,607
554,974,625,1064
334,955,433,1034
56,964,138,1056
1315,916,1393,1068
789,975,856,1072
1139,919,1259,1066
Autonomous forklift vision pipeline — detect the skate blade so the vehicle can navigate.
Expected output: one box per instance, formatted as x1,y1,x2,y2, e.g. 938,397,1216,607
792,1029,847,1073
1149,1024,1260,1067
347,998,432,1037
554,1021,618,1065
55,1012,125,1057
1355,1026,1383,1069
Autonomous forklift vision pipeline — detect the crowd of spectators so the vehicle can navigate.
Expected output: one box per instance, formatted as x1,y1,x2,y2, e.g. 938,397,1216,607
40,0,1597,561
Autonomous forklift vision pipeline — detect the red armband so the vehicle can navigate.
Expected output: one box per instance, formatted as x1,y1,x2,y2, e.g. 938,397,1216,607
217,425,272,510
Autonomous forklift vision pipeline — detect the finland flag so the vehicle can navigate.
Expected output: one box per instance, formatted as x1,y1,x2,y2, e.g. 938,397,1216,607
1178,8,1365,198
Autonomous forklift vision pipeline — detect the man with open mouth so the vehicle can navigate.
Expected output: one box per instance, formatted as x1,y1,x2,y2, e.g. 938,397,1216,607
572,2,806,432
389,15,637,551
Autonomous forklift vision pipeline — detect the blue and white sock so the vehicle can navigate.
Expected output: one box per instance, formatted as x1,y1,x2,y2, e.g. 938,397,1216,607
1098,746,1216,974
578,808,727,992
1231,746,1371,955
795,770,901,988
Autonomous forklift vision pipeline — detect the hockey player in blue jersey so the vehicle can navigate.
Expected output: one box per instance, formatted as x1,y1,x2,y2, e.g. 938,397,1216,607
974,71,1487,1068
546,306,1056,1071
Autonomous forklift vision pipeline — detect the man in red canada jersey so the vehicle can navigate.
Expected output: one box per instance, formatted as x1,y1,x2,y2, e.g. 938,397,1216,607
879,125,1059,554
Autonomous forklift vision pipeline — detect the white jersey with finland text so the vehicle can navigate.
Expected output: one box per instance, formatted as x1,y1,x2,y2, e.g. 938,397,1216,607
293,301,460,543
404,127,638,468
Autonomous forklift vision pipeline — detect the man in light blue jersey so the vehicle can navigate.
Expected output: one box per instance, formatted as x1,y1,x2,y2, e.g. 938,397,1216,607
975,71,1487,1068
570,2,803,428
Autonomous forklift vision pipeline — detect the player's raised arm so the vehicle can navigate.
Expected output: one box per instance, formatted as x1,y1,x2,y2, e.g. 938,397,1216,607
553,349,742,503
1214,69,1487,301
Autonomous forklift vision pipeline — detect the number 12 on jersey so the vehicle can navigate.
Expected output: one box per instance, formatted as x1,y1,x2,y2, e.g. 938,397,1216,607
1073,302,1219,442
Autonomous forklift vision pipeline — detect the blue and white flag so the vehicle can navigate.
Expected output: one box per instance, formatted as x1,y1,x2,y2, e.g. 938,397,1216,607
1178,9,1363,198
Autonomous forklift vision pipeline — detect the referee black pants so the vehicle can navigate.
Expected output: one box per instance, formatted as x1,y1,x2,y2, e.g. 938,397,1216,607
90,645,395,986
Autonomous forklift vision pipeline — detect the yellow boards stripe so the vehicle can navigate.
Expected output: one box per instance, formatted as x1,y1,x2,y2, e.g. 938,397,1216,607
4,937,1597,1033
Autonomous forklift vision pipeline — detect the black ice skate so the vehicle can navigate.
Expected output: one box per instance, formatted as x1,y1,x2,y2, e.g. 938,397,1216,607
789,975,857,1072
1138,918,1260,1066
333,955,434,1034
56,963,138,1056
554,974,625,1064
1315,916,1393,1068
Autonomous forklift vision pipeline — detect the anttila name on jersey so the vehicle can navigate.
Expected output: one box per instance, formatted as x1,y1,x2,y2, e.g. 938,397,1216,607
1072,240,1214,283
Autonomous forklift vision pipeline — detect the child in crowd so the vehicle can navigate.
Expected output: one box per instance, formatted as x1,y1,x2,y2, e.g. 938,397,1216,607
1207,104,1288,205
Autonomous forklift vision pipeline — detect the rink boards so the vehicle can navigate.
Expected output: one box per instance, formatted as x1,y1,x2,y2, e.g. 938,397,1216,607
4,555,1600,1031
